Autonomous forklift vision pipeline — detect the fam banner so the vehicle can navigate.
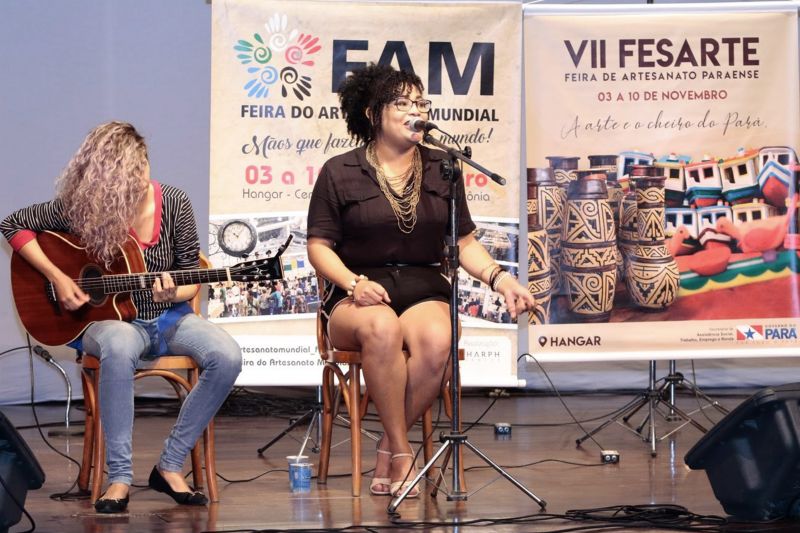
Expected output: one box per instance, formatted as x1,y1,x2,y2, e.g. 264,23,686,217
210,0,523,386
524,3,800,361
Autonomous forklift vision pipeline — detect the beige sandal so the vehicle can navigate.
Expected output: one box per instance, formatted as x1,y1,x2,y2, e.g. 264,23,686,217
389,452,420,498
369,448,392,495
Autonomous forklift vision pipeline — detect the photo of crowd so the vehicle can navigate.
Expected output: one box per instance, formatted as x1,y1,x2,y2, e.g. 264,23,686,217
207,214,319,321
206,215,520,326
207,274,319,320
457,265,519,326
456,219,520,327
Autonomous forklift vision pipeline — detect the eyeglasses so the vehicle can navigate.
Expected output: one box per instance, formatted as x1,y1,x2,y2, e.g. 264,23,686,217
392,97,432,113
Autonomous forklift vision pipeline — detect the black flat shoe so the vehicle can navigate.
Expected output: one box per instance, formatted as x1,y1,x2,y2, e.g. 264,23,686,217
148,466,208,506
94,495,129,514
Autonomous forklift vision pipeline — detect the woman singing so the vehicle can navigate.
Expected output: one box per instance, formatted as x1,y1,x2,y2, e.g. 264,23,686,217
1,122,242,513
307,65,534,497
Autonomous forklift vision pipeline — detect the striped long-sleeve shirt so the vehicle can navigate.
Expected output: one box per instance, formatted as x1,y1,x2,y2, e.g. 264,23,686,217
1,181,200,320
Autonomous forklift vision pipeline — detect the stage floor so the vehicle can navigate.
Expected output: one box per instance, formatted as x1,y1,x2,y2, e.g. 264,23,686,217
4,388,796,532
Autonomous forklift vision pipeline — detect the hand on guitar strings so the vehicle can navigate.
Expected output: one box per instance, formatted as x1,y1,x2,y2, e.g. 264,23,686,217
152,272,177,303
52,271,90,311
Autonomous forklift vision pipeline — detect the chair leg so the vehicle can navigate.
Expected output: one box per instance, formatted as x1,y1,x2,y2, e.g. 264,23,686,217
317,365,335,485
350,365,362,497
91,368,105,503
78,370,95,493
422,407,439,487
203,419,219,502
186,368,204,492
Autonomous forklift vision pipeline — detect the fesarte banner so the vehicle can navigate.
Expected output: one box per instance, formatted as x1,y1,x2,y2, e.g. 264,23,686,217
524,3,800,361
211,0,524,386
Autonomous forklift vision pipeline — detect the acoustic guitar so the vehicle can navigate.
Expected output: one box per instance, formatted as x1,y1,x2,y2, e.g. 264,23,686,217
11,231,288,346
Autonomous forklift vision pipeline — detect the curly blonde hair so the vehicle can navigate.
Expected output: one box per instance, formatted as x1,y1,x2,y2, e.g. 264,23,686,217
56,121,149,265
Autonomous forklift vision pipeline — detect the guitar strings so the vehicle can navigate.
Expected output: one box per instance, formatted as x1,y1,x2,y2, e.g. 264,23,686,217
64,266,261,291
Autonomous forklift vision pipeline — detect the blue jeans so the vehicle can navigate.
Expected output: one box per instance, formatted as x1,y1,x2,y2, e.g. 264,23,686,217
82,314,242,485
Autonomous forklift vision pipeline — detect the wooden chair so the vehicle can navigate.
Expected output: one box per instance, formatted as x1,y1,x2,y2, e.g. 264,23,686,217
314,277,465,497
77,254,219,503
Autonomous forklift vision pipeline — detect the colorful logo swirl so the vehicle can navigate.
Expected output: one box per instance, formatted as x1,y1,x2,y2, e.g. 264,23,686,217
233,13,320,100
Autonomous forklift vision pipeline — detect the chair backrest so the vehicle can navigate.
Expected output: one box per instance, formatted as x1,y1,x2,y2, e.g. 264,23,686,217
190,252,211,315
315,274,334,360
314,275,364,365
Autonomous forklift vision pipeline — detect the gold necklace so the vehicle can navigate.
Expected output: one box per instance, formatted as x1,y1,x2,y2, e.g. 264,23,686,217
366,143,423,234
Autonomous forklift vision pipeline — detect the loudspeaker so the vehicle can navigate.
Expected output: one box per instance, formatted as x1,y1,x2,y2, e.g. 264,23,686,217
685,382,800,520
0,410,45,532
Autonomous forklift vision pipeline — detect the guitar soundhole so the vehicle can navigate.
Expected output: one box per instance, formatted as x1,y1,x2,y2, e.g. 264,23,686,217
81,265,107,305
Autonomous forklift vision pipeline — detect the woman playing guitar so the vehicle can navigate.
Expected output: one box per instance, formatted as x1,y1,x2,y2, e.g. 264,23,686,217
1,122,242,513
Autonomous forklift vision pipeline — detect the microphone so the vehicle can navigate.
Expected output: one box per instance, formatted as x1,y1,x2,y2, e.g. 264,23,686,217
407,118,438,133
33,345,54,363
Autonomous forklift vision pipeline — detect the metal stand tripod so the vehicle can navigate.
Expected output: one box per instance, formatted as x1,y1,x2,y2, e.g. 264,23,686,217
576,360,729,456
388,132,546,512
257,386,380,456
258,386,324,456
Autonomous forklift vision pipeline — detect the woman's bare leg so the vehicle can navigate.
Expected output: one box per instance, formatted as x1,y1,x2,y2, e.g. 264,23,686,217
399,301,453,426
393,300,453,480
329,301,408,488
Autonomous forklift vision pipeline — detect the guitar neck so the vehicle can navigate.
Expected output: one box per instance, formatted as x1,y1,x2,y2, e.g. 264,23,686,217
81,268,231,294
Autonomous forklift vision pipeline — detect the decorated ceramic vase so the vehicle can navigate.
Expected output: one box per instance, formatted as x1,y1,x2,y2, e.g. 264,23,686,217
560,175,617,321
527,167,566,294
617,180,638,275
526,194,551,324
604,172,624,229
546,156,580,189
626,169,681,310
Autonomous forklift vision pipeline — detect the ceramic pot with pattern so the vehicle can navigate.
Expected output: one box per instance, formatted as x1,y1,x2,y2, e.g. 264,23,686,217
618,180,638,273
625,174,680,309
527,167,566,295
525,203,551,325
604,171,624,232
560,175,617,321
546,156,580,189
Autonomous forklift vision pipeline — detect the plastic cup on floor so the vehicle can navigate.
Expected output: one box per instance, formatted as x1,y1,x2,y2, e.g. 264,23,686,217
287,455,312,493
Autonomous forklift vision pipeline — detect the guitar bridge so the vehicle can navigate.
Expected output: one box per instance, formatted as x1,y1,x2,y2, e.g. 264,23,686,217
45,281,58,304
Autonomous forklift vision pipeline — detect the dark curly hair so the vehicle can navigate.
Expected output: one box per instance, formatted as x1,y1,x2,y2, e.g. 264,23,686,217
337,63,424,145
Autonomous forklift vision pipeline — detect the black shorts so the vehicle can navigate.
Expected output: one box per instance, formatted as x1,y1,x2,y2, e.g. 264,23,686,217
320,265,451,332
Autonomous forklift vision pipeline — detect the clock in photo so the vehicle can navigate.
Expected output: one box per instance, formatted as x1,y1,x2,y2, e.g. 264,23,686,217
218,219,257,257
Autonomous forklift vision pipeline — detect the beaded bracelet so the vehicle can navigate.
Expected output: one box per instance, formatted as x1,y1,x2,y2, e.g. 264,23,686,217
346,274,368,297
491,271,511,292
487,266,503,288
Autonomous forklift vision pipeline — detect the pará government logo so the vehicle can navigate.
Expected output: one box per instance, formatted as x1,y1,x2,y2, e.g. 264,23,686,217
736,324,797,341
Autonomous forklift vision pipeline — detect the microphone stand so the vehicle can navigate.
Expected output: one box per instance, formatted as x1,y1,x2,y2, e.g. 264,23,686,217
388,132,546,511
31,344,80,439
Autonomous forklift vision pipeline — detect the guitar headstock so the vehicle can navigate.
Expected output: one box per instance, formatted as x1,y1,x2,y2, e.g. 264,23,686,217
228,257,285,282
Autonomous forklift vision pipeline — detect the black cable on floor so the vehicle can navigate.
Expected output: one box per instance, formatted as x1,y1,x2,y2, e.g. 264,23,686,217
520,353,607,452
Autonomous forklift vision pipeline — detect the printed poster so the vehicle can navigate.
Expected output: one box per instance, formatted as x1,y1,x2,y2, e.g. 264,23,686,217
524,4,800,360
211,0,523,385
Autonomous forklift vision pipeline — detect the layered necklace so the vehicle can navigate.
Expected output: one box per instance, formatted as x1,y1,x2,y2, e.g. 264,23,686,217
366,142,423,234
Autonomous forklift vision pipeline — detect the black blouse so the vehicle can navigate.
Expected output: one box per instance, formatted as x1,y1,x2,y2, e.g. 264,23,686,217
307,145,476,268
